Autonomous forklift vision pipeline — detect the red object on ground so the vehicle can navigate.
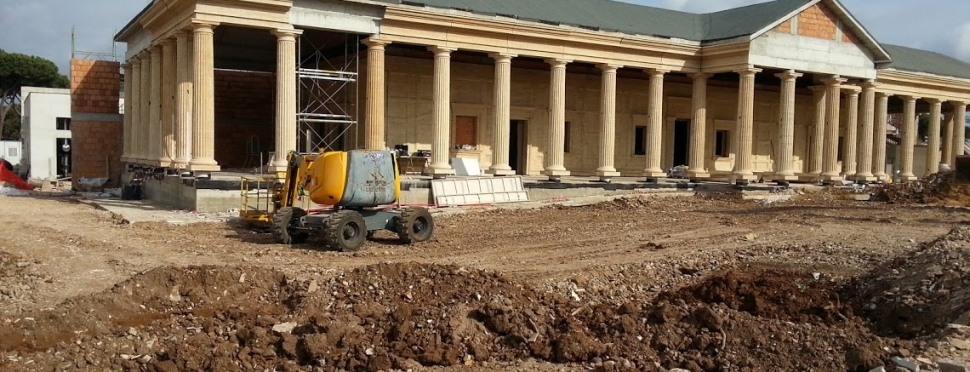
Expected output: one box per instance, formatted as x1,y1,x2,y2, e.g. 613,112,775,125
0,166,33,190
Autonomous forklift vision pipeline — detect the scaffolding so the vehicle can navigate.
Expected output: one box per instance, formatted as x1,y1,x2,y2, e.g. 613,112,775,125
296,33,361,153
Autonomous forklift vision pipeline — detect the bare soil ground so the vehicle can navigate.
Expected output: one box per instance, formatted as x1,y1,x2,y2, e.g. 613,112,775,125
2,189,970,371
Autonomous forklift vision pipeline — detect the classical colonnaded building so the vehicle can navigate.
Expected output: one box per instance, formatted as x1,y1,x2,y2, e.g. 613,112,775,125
113,0,970,184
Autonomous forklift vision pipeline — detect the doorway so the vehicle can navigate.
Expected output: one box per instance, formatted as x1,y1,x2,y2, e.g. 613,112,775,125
509,120,527,174
673,119,691,167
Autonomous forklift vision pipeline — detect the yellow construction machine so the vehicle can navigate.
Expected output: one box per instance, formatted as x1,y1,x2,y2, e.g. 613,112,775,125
240,149,434,251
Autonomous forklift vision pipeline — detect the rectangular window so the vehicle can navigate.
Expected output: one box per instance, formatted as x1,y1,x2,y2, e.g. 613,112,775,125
56,117,71,131
454,116,477,147
634,126,646,155
564,122,571,153
715,130,730,157
8,147,18,158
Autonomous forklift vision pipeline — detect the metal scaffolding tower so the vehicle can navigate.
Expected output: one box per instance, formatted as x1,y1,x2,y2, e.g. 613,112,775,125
296,33,361,153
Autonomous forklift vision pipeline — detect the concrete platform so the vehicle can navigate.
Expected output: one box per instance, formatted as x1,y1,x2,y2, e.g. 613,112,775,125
129,169,828,214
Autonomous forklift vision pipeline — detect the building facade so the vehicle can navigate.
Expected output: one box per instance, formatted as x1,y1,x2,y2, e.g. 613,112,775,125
113,0,970,184
20,87,73,181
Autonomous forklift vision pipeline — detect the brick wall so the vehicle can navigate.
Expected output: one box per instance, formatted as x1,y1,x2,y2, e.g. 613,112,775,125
213,69,276,169
773,19,791,33
797,3,838,40
70,59,122,189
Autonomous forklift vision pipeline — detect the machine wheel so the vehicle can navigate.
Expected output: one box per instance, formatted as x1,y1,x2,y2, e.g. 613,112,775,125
323,210,367,252
271,207,309,245
394,207,434,244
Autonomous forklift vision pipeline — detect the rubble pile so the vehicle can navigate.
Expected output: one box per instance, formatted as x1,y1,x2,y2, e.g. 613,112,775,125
873,171,970,206
1,262,908,372
844,226,970,339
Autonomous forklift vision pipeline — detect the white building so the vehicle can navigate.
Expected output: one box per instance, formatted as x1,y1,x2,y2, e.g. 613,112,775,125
0,140,22,167
21,87,72,180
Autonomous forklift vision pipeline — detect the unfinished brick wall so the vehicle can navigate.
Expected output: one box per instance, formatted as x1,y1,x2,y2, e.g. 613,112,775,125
797,3,838,40
70,59,123,189
773,19,792,33
213,69,276,169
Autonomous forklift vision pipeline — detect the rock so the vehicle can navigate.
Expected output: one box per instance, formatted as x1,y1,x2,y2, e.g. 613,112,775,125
949,338,970,350
938,359,968,372
239,273,246,283
127,327,138,337
137,355,152,364
272,322,297,334
869,367,886,372
892,357,920,372
169,285,182,302
308,280,319,293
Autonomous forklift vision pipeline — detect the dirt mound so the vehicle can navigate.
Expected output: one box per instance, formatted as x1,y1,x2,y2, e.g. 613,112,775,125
2,263,900,372
659,267,856,324
872,171,970,206
844,226,970,339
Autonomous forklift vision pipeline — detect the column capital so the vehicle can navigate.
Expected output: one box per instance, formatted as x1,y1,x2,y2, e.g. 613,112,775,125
900,95,920,102
925,97,944,105
158,37,175,47
860,80,878,89
545,58,572,67
190,20,219,31
150,44,162,53
735,67,762,76
809,85,827,93
363,38,391,48
428,46,457,55
846,89,861,98
822,75,847,86
691,72,710,80
876,91,894,98
489,52,517,62
774,70,803,80
645,68,668,77
272,28,303,39
597,63,621,72
953,101,968,109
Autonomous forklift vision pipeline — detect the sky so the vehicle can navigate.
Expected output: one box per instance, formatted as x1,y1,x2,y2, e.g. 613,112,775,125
0,0,969,75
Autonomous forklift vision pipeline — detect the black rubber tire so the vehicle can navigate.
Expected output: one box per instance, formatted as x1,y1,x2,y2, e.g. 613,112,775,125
271,207,309,245
323,210,367,252
394,207,434,244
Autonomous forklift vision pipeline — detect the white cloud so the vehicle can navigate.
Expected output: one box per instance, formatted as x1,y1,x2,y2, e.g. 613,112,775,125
954,23,970,61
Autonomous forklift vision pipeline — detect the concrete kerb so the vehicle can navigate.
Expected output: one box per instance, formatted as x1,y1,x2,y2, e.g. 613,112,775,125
82,198,234,226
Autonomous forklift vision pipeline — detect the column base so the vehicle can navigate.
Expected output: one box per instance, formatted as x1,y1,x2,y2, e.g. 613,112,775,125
187,163,221,172
158,159,173,168
269,164,288,173
542,169,570,181
854,174,877,183
642,171,667,178
899,175,918,182
423,167,455,179
686,171,710,181
770,173,799,182
730,173,758,185
874,173,890,183
486,168,516,176
595,171,621,183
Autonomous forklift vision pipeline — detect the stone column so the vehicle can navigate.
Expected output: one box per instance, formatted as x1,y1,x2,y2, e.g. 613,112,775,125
139,52,152,163
149,45,162,166
129,57,142,163
731,67,761,184
808,85,827,176
821,76,846,182
270,29,302,172
873,92,891,181
643,68,667,179
899,95,919,182
855,81,877,182
188,22,220,171
543,58,571,181
687,73,710,180
424,46,457,178
595,63,621,182
773,70,801,181
955,102,968,162
174,31,193,168
842,89,860,177
160,39,176,167
121,62,133,163
926,98,943,175
943,113,954,167
488,53,516,176
363,38,390,151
